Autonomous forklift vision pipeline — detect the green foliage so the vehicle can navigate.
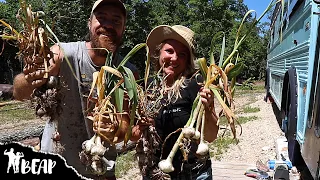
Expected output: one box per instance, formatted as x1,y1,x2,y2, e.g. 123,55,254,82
218,116,228,126
0,39,21,84
42,0,94,43
253,83,266,92
0,0,271,82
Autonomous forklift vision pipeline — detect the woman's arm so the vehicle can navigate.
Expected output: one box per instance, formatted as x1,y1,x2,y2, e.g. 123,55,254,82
199,88,219,143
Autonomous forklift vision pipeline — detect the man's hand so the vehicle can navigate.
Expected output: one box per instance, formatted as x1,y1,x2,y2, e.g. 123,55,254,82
130,117,154,142
13,67,49,101
13,44,62,101
23,68,48,87
13,73,37,101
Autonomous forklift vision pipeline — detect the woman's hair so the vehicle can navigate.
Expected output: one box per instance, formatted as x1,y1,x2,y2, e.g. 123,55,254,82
151,40,196,103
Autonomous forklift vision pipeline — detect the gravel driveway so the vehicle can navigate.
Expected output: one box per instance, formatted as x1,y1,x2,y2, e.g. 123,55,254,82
218,92,284,164
115,89,293,180
1,86,305,179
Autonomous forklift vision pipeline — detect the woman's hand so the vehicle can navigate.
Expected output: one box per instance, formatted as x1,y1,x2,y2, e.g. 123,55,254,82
199,87,214,112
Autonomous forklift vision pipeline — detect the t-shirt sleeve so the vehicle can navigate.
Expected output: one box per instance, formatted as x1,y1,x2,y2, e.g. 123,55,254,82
124,62,138,74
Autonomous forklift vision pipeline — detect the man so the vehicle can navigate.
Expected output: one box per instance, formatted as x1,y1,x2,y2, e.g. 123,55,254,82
13,0,137,179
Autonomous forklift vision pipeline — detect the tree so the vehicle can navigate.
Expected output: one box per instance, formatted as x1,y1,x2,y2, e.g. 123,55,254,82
0,0,271,83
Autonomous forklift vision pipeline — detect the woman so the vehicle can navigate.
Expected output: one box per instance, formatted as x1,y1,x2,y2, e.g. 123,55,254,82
143,25,219,180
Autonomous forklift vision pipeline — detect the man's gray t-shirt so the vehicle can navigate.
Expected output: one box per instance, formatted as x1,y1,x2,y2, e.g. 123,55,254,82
40,41,137,179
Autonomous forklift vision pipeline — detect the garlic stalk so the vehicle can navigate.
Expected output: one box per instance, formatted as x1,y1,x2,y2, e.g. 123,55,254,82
158,132,184,173
196,114,209,156
182,97,202,139
158,60,217,173
193,105,204,140
159,95,205,173
186,97,201,127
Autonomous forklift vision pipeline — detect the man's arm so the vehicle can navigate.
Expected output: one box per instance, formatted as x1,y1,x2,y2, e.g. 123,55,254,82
13,44,64,101
13,73,37,101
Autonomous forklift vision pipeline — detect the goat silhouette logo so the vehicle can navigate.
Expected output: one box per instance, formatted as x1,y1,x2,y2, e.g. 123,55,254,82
3,148,56,174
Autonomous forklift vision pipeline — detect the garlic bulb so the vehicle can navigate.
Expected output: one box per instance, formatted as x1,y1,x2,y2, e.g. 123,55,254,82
196,143,209,156
83,136,96,153
182,127,195,138
91,136,106,155
158,159,174,173
193,130,201,140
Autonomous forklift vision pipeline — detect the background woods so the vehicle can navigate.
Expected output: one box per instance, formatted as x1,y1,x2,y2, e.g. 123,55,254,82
0,0,270,84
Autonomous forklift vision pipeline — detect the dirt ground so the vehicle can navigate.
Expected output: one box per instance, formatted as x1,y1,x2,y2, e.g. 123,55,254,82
115,85,299,180
1,82,308,179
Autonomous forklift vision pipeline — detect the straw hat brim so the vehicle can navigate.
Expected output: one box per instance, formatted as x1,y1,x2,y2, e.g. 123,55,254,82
146,25,194,60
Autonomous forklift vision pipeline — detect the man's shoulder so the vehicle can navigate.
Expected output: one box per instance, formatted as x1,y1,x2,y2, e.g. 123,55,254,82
124,61,136,68
124,62,139,77
58,41,84,47
55,41,86,57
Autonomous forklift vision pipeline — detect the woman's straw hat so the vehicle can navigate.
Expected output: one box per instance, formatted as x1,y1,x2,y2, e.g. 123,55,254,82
146,25,195,61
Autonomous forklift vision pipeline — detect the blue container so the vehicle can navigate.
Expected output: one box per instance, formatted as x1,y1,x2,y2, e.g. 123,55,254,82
268,160,292,170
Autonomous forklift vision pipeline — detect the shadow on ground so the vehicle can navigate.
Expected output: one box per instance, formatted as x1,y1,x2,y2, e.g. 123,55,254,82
271,101,283,130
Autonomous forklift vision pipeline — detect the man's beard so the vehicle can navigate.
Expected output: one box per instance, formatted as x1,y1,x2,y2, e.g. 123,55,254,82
90,27,121,57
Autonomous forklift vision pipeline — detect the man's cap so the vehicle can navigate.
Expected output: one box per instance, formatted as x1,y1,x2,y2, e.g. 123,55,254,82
91,0,126,17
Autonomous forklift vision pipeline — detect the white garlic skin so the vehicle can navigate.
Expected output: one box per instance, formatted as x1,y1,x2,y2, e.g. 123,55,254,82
83,139,95,153
158,159,174,173
182,127,195,138
196,143,209,156
193,131,201,140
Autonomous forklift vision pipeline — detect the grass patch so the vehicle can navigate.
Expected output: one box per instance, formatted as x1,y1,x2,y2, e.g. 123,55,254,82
237,116,258,124
243,106,260,113
253,84,265,92
217,113,259,126
0,101,36,124
210,117,258,160
210,83,262,160
218,116,228,126
234,82,265,97
115,150,137,178
210,136,238,160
